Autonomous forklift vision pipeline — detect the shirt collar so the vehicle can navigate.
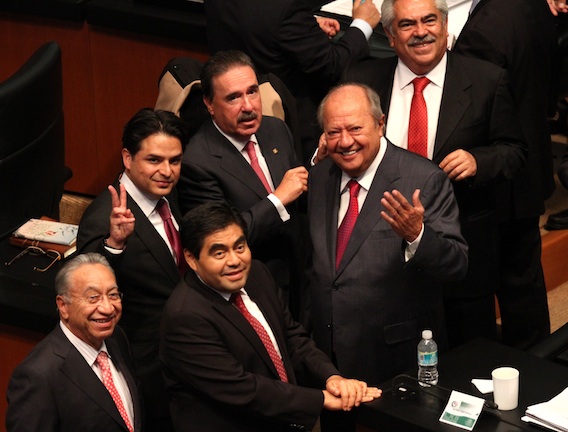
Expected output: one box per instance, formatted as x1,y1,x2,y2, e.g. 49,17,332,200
211,120,258,152
340,136,388,192
119,172,162,217
395,51,448,90
59,321,110,367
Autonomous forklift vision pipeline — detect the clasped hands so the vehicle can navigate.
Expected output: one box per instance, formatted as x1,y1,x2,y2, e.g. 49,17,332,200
323,375,382,411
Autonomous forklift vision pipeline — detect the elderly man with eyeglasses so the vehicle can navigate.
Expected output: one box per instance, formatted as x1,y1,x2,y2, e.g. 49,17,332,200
6,253,143,432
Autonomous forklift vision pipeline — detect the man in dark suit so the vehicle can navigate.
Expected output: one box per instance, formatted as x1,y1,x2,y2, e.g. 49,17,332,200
204,0,381,164
178,51,309,320
453,0,557,348
345,0,527,348
7,253,142,432
159,201,381,432
77,108,189,431
309,81,467,400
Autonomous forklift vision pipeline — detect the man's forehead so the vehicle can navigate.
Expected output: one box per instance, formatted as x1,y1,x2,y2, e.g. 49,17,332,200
214,66,258,90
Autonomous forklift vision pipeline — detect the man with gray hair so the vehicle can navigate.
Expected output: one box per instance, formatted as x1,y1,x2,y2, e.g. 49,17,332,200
346,0,527,348
309,82,467,430
6,253,142,432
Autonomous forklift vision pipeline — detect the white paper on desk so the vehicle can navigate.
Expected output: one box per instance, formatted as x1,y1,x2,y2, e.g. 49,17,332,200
522,387,568,432
471,378,493,394
320,0,384,18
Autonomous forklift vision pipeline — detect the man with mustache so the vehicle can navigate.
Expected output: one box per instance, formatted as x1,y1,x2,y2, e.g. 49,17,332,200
77,108,189,431
178,50,309,321
346,0,527,348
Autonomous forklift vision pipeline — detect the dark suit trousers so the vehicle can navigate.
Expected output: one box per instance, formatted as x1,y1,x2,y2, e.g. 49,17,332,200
496,217,550,349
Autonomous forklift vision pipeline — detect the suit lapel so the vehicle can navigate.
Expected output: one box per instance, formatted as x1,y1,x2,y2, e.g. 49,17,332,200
53,328,128,430
376,57,397,118
190,272,281,380
256,125,287,188
107,338,141,432
324,164,341,274
433,54,472,161
126,194,179,285
204,121,273,199
335,143,401,276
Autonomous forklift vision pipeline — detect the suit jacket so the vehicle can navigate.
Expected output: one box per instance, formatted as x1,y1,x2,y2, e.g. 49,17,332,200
204,0,371,164
77,180,181,421
454,0,558,219
205,0,369,101
178,117,307,301
308,142,468,385
346,52,527,296
160,262,339,432
6,325,142,432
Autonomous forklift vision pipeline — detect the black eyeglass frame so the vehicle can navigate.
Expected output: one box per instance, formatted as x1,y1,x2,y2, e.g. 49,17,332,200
4,245,62,272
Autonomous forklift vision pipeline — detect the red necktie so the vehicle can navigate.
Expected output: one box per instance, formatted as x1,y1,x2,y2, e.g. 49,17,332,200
408,77,430,158
95,351,134,432
336,180,361,269
231,291,288,382
244,141,272,193
156,199,186,274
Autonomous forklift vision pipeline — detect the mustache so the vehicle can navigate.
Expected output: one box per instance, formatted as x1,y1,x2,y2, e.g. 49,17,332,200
238,111,258,122
408,34,436,46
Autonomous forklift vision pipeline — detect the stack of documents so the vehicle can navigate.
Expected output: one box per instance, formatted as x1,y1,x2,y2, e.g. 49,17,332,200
522,387,568,432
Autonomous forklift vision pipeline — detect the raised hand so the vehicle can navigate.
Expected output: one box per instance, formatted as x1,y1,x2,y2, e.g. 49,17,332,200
107,184,135,249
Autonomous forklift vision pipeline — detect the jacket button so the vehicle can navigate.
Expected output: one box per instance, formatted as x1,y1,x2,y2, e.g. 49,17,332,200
332,284,339,291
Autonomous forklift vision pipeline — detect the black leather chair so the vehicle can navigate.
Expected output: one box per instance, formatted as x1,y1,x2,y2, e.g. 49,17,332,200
0,41,66,237
527,322,568,367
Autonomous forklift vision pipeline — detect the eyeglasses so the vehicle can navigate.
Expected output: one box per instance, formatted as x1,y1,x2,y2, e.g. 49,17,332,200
4,246,61,272
84,292,124,305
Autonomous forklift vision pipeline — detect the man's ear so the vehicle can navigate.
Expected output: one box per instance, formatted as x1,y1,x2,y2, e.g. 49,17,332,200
385,27,395,48
203,96,214,116
56,296,69,320
122,148,132,171
184,249,198,272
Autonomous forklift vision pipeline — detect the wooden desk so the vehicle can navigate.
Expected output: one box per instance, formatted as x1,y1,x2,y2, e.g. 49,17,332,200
357,338,568,431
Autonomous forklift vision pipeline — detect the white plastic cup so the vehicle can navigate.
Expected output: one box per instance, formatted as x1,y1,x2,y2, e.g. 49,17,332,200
492,367,519,410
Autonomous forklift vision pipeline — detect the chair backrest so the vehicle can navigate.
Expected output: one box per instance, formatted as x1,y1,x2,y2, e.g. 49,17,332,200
0,41,65,237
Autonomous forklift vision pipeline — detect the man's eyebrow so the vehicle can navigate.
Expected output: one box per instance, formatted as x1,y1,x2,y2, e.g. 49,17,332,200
233,235,247,246
208,243,227,254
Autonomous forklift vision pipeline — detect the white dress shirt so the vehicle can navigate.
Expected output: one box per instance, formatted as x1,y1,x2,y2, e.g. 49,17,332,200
385,53,447,160
104,173,179,258
60,321,135,424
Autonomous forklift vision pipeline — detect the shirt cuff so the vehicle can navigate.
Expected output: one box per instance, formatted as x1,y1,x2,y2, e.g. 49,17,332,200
404,223,424,262
350,18,373,40
267,194,291,222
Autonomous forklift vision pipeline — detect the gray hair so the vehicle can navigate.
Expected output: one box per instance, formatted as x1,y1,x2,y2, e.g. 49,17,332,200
381,0,449,33
317,82,384,130
55,253,114,301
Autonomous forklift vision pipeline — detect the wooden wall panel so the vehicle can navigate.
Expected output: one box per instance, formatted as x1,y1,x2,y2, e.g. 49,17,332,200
0,13,98,194
0,324,46,432
0,12,208,195
88,27,208,193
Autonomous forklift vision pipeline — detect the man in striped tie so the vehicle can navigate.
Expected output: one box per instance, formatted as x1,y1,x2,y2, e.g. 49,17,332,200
7,253,142,432
160,201,381,432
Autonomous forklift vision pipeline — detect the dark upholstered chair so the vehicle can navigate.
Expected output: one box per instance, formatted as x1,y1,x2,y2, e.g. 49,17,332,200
0,41,65,236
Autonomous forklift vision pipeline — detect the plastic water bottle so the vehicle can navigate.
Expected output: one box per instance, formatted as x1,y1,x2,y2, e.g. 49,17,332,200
417,329,438,386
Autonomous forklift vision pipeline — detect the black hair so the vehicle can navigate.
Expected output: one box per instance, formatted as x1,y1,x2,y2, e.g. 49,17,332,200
122,108,189,156
180,202,248,259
